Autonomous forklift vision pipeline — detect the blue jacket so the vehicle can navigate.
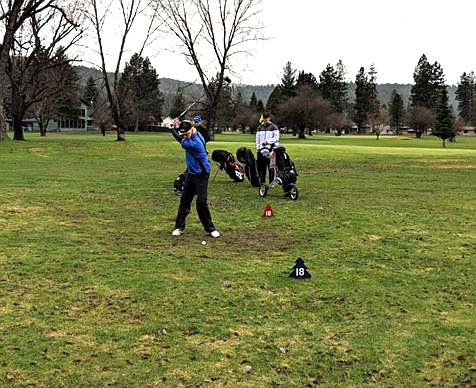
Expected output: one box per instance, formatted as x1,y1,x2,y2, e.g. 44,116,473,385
181,132,210,175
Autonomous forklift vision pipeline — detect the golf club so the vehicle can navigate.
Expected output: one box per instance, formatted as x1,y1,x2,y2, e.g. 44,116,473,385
177,76,232,119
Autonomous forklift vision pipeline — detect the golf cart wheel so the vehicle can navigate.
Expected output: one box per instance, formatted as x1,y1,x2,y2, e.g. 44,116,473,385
289,185,299,200
259,184,268,197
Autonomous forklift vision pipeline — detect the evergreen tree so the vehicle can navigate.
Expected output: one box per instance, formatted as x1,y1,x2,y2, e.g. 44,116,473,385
256,99,265,114
430,61,446,110
319,60,348,114
296,71,318,91
410,54,446,112
455,71,475,125
367,64,380,116
354,67,369,133
411,54,433,109
118,53,164,131
266,86,283,115
215,82,234,130
169,89,187,118
249,92,258,110
334,59,349,114
319,64,337,103
432,86,455,147
280,61,297,100
266,61,297,114
389,89,405,131
83,76,100,107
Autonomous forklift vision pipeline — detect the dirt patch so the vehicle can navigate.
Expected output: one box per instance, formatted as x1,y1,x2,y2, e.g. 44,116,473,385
1,205,42,214
226,227,300,254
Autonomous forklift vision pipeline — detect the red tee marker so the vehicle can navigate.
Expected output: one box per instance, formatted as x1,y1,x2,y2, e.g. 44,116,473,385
262,204,275,218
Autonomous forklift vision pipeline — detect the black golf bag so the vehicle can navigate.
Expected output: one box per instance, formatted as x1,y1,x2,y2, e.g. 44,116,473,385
173,171,187,195
274,145,298,190
211,149,245,183
236,147,260,187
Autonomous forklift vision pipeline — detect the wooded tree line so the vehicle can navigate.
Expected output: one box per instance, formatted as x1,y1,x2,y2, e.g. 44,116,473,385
0,0,472,145
243,54,462,146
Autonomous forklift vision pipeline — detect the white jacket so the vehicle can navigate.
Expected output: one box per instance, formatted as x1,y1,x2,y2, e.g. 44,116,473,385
256,122,280,151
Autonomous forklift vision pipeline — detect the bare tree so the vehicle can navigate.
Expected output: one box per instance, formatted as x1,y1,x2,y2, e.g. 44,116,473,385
233,102,257,133
1,0,66,140
368,107,390,140
5,3,82,140
31,50,80,136
84,0,160,141
328,112,351,136
405,106,435,138
90,93,112,135
278,85,333,139
155,0,265,139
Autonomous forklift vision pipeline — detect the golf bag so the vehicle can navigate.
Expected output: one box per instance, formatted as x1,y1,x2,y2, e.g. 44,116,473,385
274,145,298,190
211,149,245,183
173,171,187,195
236,147,260,187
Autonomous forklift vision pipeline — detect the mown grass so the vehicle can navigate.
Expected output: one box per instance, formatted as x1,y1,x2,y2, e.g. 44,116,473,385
1,132,476,388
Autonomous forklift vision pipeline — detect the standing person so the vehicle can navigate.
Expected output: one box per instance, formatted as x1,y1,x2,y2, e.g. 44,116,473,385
171,118,220,238
193,115,211,143
255,112,280,184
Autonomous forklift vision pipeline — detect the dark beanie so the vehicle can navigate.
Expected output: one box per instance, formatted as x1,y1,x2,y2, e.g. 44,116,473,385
178,121,192,134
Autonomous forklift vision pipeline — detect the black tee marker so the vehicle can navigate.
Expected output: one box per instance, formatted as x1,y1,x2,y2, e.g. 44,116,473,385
289,258,311,279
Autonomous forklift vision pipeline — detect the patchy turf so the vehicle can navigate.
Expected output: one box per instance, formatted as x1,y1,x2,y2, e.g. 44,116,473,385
1,132,476,388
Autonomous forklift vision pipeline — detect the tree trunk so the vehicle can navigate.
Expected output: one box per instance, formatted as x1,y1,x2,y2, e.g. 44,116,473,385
0,103,9,141
135,118,139,133
117,128,126,141
13,115,25,141
208,112,216,141
442,139,446,148
376,133,380,140
298,128,306,139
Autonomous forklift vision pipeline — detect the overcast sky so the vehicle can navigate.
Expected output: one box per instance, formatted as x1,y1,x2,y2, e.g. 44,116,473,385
235,0,473,86
83,0,475,87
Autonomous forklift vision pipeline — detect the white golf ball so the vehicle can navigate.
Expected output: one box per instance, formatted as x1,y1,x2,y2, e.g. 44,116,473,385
201,240,206,245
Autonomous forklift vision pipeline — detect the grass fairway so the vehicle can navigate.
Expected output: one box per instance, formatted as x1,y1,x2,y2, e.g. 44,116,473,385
1,132,476,388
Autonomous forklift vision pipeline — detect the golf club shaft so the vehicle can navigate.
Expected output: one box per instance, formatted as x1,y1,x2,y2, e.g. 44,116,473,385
178,92,207,119
177,77,231,119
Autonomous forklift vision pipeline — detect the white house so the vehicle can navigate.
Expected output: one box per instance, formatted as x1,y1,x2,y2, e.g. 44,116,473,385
27,100,94,132
52,100,94,131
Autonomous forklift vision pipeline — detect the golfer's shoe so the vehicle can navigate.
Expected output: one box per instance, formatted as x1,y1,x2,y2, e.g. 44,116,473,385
172,228,183,236
209,230,220,238
173,189,183,196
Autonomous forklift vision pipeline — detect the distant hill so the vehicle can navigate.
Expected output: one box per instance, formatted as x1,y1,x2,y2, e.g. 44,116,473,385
75,65,458,115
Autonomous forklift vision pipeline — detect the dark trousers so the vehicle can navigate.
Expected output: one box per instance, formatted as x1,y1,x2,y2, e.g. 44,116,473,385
175,173,215,233
257,151,275,184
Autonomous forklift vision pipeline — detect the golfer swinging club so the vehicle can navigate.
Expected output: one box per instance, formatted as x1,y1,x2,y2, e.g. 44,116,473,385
171,118,220,238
